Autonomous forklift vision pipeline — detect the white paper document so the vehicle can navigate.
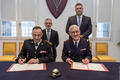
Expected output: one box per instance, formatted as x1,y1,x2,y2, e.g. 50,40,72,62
71,62,109,72
7,63,46,72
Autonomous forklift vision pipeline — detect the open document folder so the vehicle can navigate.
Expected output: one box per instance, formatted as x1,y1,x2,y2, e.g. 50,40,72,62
71,62,109,72
7,63,46,72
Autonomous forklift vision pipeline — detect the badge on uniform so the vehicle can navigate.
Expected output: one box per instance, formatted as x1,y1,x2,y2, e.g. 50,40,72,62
40,51,47,53
80,48,86,51
41,43,44,46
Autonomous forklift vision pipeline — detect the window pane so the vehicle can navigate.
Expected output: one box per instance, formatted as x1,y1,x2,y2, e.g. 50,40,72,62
96,23,110,38
2,21,16,37
21,21,35,37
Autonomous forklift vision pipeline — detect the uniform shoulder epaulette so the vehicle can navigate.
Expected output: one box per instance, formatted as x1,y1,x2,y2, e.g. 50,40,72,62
86,39,90,44
24,39,34,44
86,39,89,42
45,40,52,45
25,38,32,41
64,39,69,42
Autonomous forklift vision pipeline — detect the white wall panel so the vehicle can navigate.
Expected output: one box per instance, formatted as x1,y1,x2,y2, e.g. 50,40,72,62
1,0,16,20
20,0,36,21
98,0,112,22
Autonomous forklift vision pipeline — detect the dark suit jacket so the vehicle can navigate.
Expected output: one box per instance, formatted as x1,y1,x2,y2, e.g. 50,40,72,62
66,15,92,39
42,29,59,58
16,39,54,63
62,38,92,62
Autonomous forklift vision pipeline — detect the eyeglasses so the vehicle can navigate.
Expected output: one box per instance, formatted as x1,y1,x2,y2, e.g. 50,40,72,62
45,23,52,24
71,30,79,34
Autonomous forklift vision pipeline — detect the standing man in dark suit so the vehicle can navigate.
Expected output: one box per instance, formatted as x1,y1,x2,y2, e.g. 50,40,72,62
66,3,92,39
42,18,59,61
16,26,54,64
62,25,92,64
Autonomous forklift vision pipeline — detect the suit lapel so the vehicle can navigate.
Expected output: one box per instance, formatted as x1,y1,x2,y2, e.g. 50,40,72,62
30,40,36,54
80,15,85,28
43,30,48,40
44,29,52,41
49,29,53,41
78,39,84,49
36,40,44,53
74,15,78,25
69,39,75,49
69,39,79,56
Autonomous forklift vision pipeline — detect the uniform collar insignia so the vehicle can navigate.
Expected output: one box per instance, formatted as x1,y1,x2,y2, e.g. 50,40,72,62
31,40,34,45
41,43,44,46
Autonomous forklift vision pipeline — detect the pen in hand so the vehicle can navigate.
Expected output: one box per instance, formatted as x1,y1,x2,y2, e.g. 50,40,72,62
66,58,73,64
18,58,25,64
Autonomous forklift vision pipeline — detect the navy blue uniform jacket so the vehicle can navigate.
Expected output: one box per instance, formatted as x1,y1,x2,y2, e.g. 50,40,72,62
62,38,92,62
16,39,54,63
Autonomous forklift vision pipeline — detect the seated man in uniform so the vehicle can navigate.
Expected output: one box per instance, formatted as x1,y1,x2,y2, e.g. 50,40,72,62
16,26,54,64
62,25,92,64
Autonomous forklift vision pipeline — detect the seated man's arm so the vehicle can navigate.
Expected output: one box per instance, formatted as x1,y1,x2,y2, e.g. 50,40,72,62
62,41,73,64
82,40,92,64
15,41,27,63
62,42,68,62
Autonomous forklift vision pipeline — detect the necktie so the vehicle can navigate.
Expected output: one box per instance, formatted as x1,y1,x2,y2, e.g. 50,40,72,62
35,43,38,46
47,29,50,41
75,42,77,48
78,16,81,28
35,43,38,50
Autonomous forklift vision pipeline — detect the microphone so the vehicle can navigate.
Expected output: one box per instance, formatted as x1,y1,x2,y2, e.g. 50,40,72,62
50,68,62,78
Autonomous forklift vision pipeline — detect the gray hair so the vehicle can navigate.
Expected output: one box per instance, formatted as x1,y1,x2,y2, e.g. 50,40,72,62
45,18,52,22
69,25,79,32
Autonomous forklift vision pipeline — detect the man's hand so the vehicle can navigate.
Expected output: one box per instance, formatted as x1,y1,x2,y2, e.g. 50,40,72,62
66,58,73,64
18,58,25,64
82,58,90,64
27,58,39,64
